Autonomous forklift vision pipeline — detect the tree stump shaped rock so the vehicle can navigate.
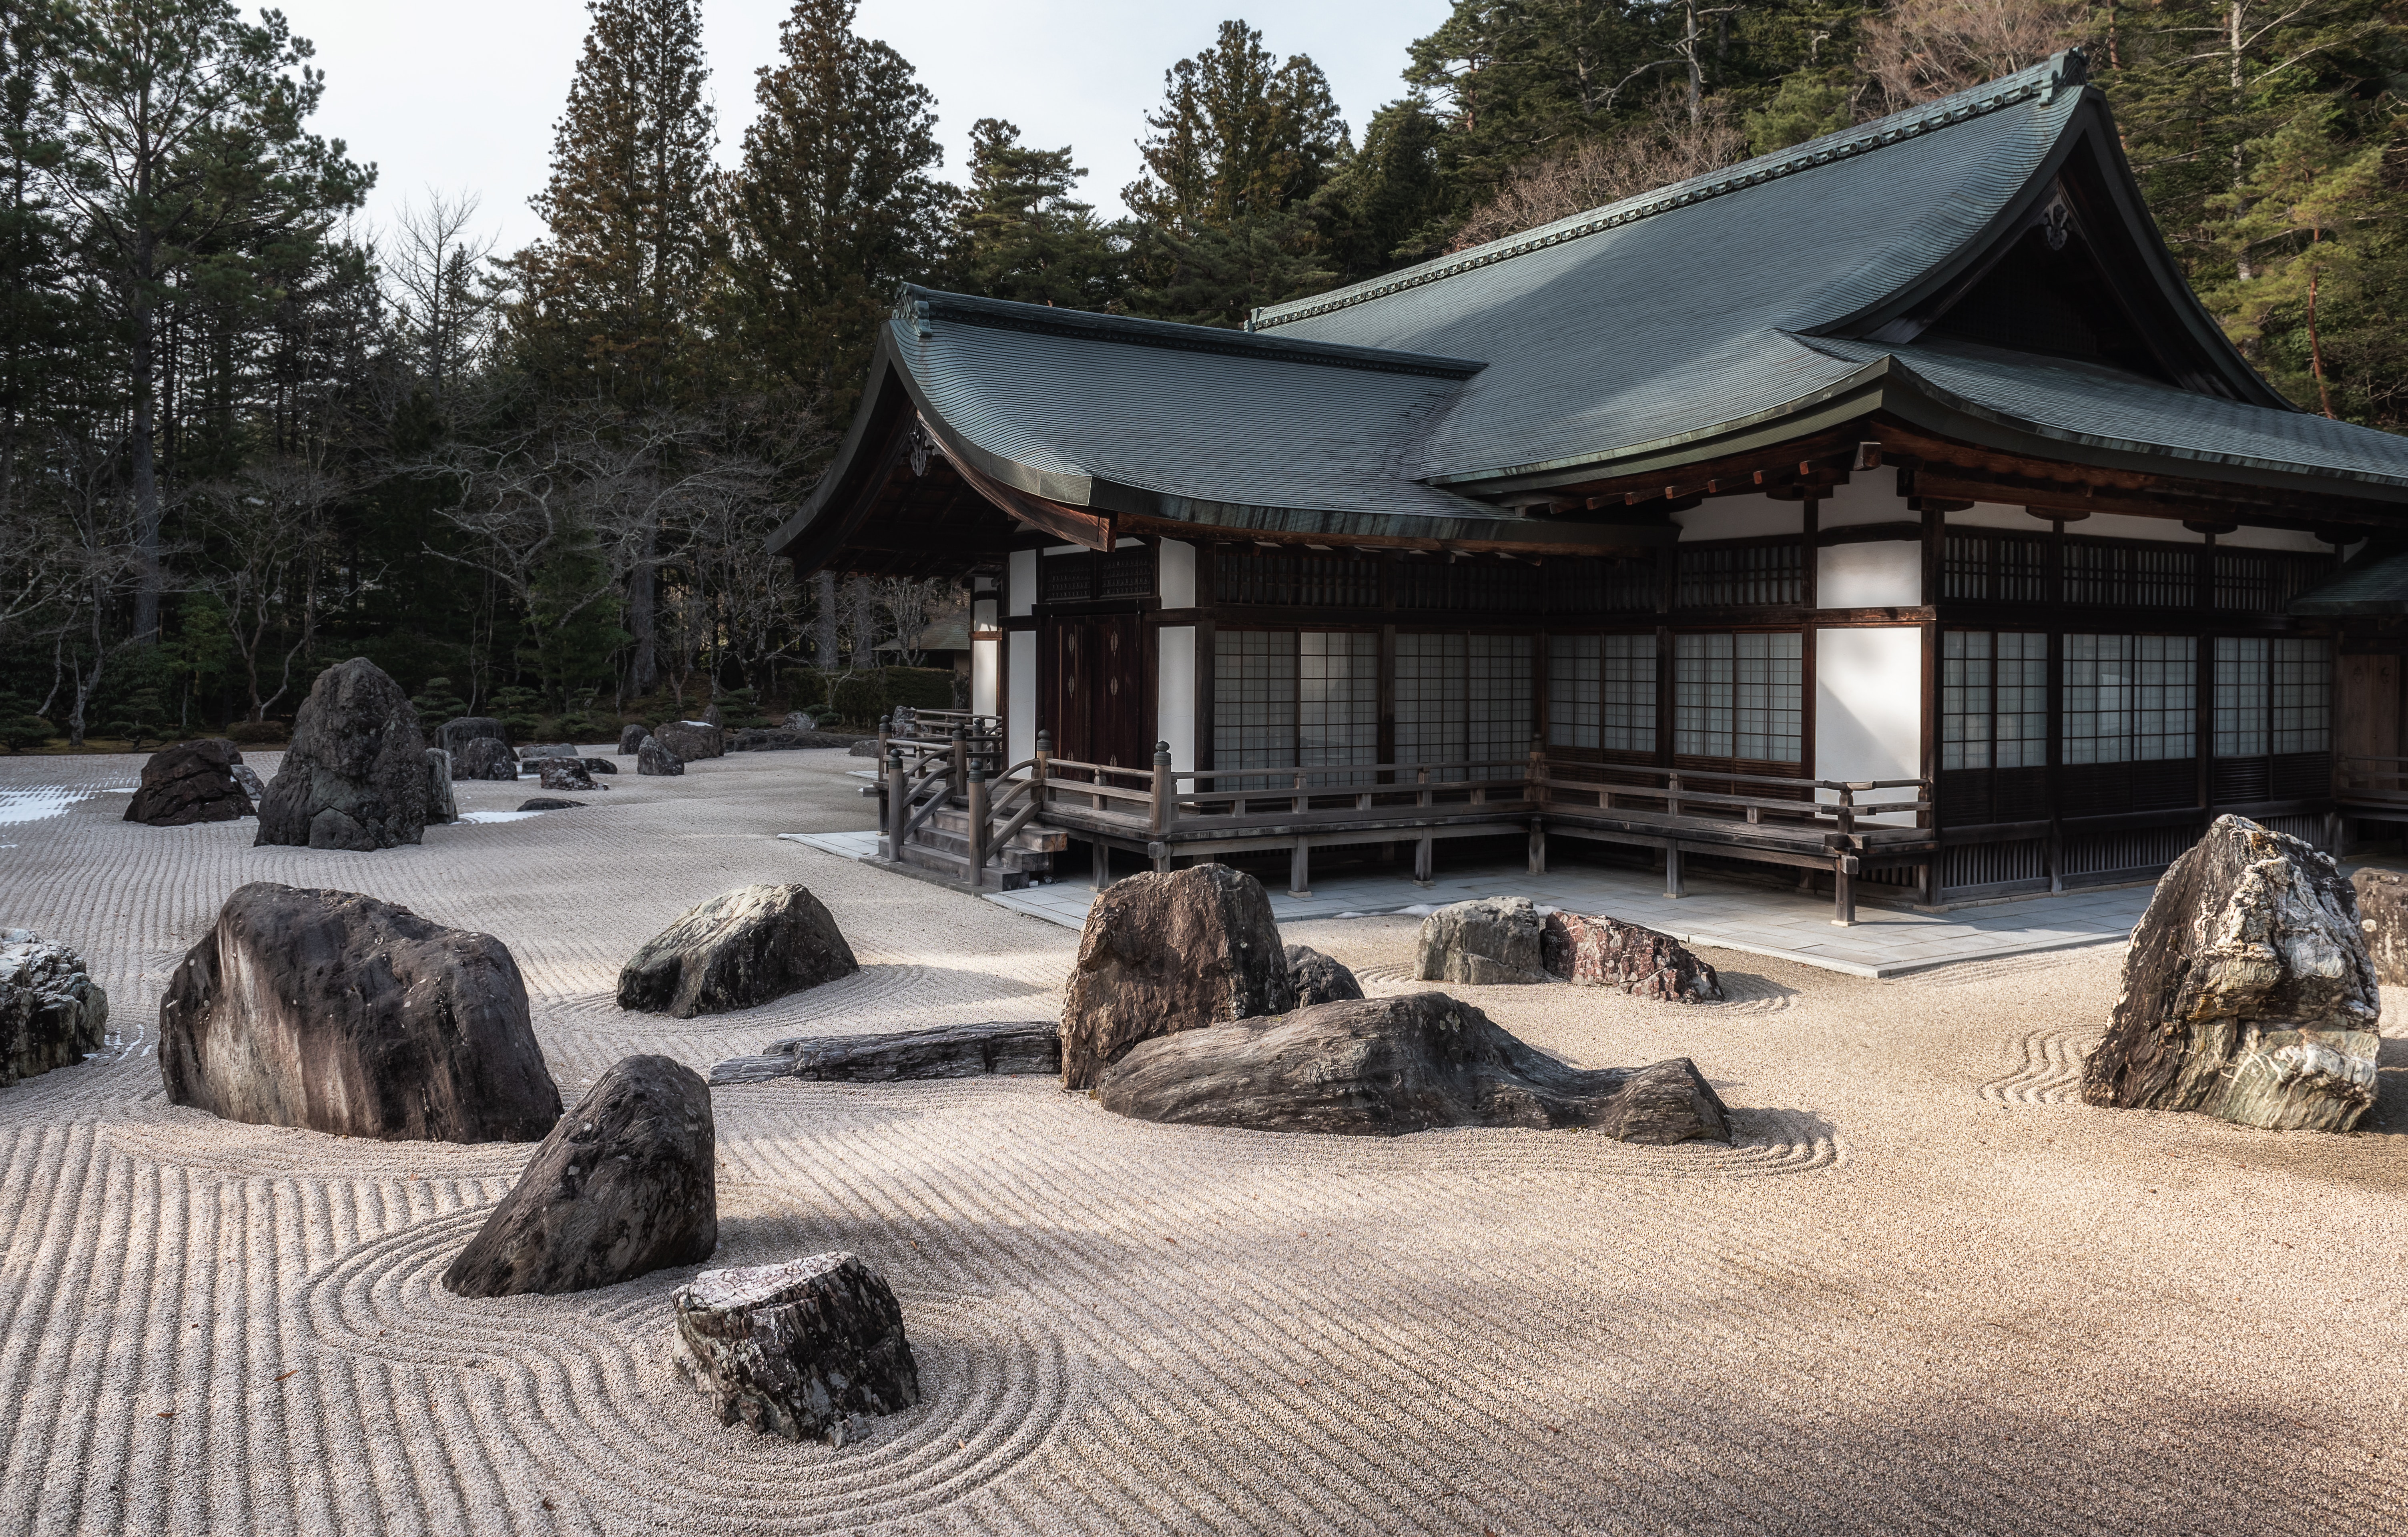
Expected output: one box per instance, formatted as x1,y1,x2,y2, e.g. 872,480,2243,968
654,722,724,761
1060,865,1295,1090
618,884,857,1019
2350,867,2408,987
536,759,595,791
1416,896,1551,985
424,749,459,824
254,658,430,851
618,724,650,755
454,738,518,781
444,1054,716,1297
2,929,108,1088
2084,815,2380,1132
1542,912,1723,1002
1286,944,1364,1006
1094,992,1732,1143
160,882,563,1141
124,738,254,826
672,1252,920,1445
437,717,510,756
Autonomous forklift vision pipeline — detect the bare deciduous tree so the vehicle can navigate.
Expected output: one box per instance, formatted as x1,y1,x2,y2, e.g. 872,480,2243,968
386,189,501,397
1451,92,1747,251
189,459,342,720
1860,0,2091,107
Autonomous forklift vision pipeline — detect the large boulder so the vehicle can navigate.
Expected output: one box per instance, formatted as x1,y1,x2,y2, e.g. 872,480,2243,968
159,883,563,1142
124,738,254,826
1060,864,1295,1090
1542,912,1723,1002
437,717,510,756
672,1252,920,1445
424,749,459,825
1,929,108,1088
2083,816,2380,1132
636,738,685,776
581,756,616,775
454,737,518,781
1416,896,1551,985
443,1054,716,1297
537,759,595,791
618,724,650,755
654,722,724,761
253,658,430,850
1094,993,1732,1143
711,1021,1061,1086
618,884,858,1019
2350,867,2408,987
1286,943,1364,1006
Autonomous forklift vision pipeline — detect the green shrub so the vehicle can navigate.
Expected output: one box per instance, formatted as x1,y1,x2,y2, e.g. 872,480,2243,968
411,676,469,732
0,691,55,752
781,668,829,713
488,686,545,742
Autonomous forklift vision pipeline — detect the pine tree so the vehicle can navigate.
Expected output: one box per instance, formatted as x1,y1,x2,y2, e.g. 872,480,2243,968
720,0,949,416
508,0,716,408
1307,95,1449,281
0,1,72,525
948,118,1120,307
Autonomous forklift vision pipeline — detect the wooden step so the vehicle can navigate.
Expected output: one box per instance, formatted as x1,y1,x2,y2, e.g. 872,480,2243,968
923,808,1070,852
895,842,1032,889
911,827,1054,873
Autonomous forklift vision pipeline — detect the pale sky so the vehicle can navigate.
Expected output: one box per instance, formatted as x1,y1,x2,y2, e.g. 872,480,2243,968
275,0,1455,261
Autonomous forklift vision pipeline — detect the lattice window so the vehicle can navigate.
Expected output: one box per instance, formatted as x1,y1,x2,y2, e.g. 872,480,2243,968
2062,634,2195,764
1298,632,1379,785
1096,548,1156,600
1942,530,2049,603
1212,631,1297,787
2212,550,2332,614
1214,549,1379,608
1675,542,1803,608
1397,633,1533,780
1549,635,1656,752
1674,632,1801,762
2063,539,2195,608
1039,547,1154,603
2213,636,2330,757
1942,631,2048,771
1546,557,1658,612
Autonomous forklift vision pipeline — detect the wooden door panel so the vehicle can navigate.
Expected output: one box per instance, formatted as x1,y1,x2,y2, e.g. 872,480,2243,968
2338,654,2400,763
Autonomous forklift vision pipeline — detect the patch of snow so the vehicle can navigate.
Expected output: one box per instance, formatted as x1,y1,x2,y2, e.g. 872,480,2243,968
0,787,131,824
460,810,545,824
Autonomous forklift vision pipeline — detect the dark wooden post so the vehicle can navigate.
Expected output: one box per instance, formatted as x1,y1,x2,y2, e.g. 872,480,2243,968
1832,785,1858,925
885,746,906,861
1526,733,1547,875
1150,740,1173,871
966,760,989,890
950,726,967,804
1414,764,1435,884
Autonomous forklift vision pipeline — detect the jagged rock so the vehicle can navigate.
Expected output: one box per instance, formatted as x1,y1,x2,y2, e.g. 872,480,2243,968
424,749,458,825
159,882,563,1141
618,724,650,755
2084,815,2380,1132
1286,944,1364,1006
253,659,430,851
672,1252,919,1445
230,762,267,803
519,743,580,763
618,884,857,1019
636,738,685,776
537,759,595,791
701,704,724,728
124,738,254,825
516,798,584,811
1416,896,1552,985
437,717,510,756
1542,912,1723,1002
710,1021,1060,1085
2351,867,2408,987
454,737,519,781
1094,992,1732,1143
1060,864,1295,1090
1,929,108,1088
654,722,724,761
582,756,616,775
443,1054,716,1297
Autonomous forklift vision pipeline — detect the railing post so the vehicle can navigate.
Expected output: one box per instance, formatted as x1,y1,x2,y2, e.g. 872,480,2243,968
1832,785,1858,926
967,760,989,890
1289,839,1310,898
950,726,967,804
885,746,906,861
1150,740,1173,843
1414,764,1434,885
1526,734,1545,808
1666,770,1682,818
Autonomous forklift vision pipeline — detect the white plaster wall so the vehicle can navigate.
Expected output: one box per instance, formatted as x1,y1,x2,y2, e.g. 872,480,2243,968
1159,539,1196,607
1157,626,1196,771
1816,476,1912,528
1007,630,1036,766
971,597,999,716
1934,500,2032,531
1672,496,1800,540
1818,542,1921,608
1814,626,1924,827
1007,550,1035,617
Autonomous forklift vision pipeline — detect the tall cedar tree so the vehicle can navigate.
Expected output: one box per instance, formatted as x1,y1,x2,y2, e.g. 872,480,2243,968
52,0,368,642
509,0,716,408
1121,20,1347,327
947,118,1118,308
720,0,949,417
0,2,72,522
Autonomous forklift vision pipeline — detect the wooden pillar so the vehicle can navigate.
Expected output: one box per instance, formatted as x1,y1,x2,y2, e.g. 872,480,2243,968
885,746,907,861
1091,839,1110,889
1289,840,1311,897
966,761,989,890
1150,740,1173,871
1665,845,1685,898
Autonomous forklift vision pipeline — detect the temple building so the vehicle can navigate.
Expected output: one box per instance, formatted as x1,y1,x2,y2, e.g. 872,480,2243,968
769,49,2408,911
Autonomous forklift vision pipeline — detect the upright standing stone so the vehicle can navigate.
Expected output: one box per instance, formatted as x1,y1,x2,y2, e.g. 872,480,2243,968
618,884,858,1018
654,722,724,761
1541,911,1723,1001
1060,865,1294,1090
1416,897,1552,985
636,738,686,777
2084,816,2380,1132
454,737,518,781
160,883,562,1141
253,658,430,850
672,1253,920,1445
444,1055,716,1296
438,717,510,756
2350,867,2408,987
424,749,459,824
124,738,254,825
618,724,650,755
1,929,108,1088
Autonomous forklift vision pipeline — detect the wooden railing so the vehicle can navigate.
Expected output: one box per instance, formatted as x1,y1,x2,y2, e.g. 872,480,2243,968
2337,756,2408,809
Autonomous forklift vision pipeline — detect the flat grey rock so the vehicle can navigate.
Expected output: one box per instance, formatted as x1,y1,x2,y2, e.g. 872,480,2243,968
710,1020,1060,1085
